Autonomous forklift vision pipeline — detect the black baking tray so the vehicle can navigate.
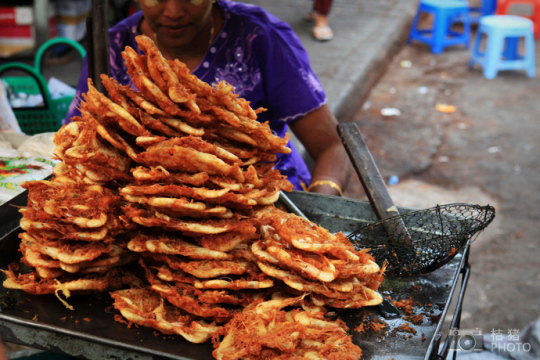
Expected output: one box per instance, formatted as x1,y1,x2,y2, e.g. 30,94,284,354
0,190,468,360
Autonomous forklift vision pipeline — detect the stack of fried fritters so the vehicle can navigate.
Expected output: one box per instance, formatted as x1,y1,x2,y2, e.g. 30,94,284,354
3,35,386,359
4,180,139,294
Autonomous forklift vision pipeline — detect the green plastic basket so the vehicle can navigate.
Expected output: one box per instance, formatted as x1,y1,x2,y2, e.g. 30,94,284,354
0,38,86,135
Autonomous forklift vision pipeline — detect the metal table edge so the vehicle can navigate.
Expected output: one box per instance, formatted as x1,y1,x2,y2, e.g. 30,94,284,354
0,312,190,360
424,245,470,360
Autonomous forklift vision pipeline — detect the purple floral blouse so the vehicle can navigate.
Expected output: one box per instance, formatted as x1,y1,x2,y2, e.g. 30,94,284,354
64,1,327,190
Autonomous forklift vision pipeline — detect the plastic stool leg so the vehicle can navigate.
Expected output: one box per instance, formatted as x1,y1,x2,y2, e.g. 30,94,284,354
432,11,446,54
408,8,422,45
469,28,483,67
503,36,521,60
482,0,497,16
524,32,536,77
484,32,504,79
463,12,471,49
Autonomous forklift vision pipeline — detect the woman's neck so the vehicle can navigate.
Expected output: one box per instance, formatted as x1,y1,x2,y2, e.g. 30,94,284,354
138,5,220,71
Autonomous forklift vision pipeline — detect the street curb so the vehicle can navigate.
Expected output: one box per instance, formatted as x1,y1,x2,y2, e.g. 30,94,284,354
329,1,418,123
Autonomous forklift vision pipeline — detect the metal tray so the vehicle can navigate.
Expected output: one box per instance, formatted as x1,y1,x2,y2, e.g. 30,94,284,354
0,190,468,360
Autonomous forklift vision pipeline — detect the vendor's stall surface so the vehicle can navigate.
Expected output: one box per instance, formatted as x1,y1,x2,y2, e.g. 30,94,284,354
0,191,469,360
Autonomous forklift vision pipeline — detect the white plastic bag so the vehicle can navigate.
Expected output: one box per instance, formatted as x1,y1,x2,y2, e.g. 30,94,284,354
17,132,56,158
0,80,23,134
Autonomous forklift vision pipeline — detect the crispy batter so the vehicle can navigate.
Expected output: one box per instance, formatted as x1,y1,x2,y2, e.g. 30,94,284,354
123,47,197,119
154,206,233,220
148,262,198,284
52,163,93,185
262,235,339,283
54,121,81,159
256,261,370,300
132,166,209,186
104,75,168,117
128,233,233,260
136,111,185,137
123,205,255,236
193,232,258,252
146,271,235,323
111,287,219,343
20,216,110,241
169,59,257,120
34,266,64,279
80,103,139,160
173,259,258,279
20,232,121,264
260,210,360,261
213,296,362,360
122,194,232,219
192,276,274,291
121,184,257,208
56,121,130,172
122,183,229,200
140,252,271,291
310,288,384,309
87,80,150,137
2,266,141,294
135,36,200,113
21,238,138,275
21,246,60,269
21,181,126,239
23,180,119,214
332,258,381,279
158,117,205,136
136,144,237,176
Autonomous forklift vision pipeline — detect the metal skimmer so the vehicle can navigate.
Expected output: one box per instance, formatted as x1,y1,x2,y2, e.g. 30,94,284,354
346,203,495,276
337,122,496,276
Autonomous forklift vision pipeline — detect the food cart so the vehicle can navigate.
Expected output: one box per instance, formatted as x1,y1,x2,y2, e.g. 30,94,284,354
1,189,474,360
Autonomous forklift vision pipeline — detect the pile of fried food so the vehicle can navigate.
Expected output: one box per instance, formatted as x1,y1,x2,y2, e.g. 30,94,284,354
2,35,385,360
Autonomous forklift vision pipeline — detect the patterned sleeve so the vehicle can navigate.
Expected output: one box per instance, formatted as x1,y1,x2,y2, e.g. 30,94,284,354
256,20,327,124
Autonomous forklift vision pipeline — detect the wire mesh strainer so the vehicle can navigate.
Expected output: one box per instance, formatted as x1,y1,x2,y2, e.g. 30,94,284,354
337,122,497,276
346,203,496,276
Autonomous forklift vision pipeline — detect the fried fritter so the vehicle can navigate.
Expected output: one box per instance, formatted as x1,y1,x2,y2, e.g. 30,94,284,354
2,266,141,295
111,287,219,343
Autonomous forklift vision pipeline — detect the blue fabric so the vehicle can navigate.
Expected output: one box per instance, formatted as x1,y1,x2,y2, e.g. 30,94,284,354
64,1,327,190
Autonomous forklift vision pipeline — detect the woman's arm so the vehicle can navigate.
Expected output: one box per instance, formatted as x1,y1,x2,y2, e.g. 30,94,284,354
289,104,352,196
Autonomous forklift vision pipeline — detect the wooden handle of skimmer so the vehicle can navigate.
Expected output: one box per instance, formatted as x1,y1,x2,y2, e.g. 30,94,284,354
337,122,413,248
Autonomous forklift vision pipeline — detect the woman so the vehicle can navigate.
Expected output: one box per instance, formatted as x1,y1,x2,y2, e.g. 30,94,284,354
65,0,351,196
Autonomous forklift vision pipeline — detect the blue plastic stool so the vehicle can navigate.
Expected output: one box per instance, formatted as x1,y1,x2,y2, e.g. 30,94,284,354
408,0,472,54
469,15,536,79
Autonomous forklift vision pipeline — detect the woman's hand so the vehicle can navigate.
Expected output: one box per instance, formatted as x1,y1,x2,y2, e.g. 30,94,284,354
289,104,352,196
